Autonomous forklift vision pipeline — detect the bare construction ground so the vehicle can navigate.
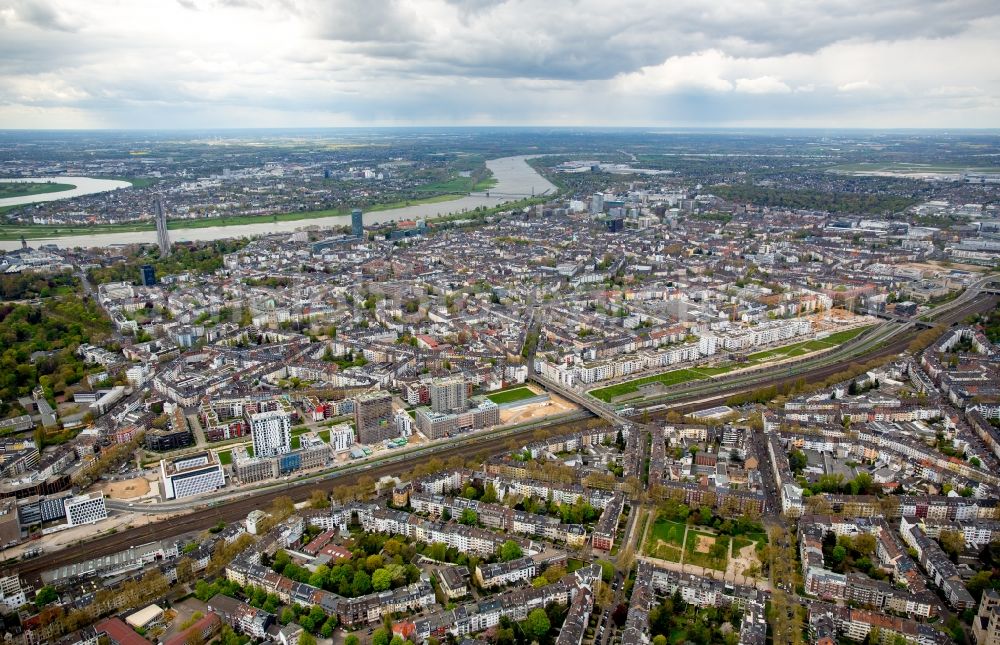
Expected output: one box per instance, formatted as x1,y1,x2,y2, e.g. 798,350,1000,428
499,390,578,425
101,475,154,500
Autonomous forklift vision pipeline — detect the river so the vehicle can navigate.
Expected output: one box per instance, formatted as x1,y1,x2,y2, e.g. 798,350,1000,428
0,156,556,251
0,176,133,207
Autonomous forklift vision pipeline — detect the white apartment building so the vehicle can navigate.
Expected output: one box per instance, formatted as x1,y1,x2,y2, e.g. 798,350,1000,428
160,452,226,500
250,409,292,458
64,492,109,527
126,363,152,387
0,576,27,612
327,423,355,452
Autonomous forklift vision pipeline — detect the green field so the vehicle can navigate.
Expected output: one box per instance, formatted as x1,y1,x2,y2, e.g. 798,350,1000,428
643,517,687,561
486,387,537,405
684,531,729,571
0,182,76,199
414,172,497,194
732,532,768,555
732,536,753,552
590,368,706,403
650,517,686,546
589,325,873,403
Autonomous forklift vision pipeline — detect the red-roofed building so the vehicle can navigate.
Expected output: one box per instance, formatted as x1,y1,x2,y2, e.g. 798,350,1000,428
417,335,439,350
163,612,221,645
393,621,417,640
321,543,353,560
95,617,152,645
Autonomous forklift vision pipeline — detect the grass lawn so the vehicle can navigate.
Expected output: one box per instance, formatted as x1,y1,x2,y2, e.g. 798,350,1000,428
684,531,729,571
589,325,874,403
486,387,537,405
291,436,301,450
0,181,76,199
567,558,586,573
590,368,704,402
650,517,687,546
646,543,683,562
643,516,686,561
291,425,317,438
413,172,497,194
746,532,768,553
217,450,232,465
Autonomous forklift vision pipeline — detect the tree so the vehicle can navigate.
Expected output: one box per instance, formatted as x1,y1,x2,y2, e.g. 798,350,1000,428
543,565,567,584
345,636,361,645
365,554,384,572
831,545,847,565
940,530,965,560
788,450,807,474
372,628,391,645
372,568,393,592
428,542,447,561
481,483,499,504
523,607,551,640
967,570,995,601
280,607,296,625
299,634,317,645
459,508,478,526
309,489,330,509
853,533,877,556
35,586,58,608
352,570,372,596
500,540,523,562
597,560,615,583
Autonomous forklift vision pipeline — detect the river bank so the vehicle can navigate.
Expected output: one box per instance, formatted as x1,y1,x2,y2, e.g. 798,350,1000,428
0,156,555,250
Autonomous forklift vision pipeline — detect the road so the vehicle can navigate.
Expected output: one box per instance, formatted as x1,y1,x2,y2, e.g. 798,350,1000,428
12,287,997,587
6,410,591,584
107,409,591,514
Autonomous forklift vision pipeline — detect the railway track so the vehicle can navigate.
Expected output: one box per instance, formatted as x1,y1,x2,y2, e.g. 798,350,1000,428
10,294,996,585
7,412,592,584
643,294,997,418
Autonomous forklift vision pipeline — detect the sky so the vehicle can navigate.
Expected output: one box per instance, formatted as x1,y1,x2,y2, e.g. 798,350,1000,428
0,0,998,129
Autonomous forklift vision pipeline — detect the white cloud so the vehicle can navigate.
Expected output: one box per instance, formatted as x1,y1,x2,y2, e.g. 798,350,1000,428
0,0,997,127
838,80,877,92
734,76,792,94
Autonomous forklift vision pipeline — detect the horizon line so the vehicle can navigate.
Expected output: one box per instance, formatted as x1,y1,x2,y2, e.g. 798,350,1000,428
2,125,1000,133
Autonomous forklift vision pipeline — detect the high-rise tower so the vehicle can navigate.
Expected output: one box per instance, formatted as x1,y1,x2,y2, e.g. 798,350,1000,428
154,198,171,257
351,208,364,238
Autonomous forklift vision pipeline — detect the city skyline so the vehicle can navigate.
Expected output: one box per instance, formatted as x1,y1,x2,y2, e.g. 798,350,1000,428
0,0,998,129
